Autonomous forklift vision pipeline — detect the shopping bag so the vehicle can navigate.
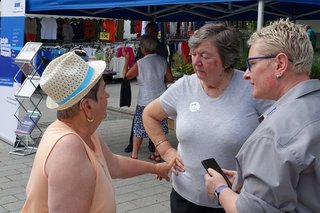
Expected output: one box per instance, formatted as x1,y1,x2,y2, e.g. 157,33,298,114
119,77,131,107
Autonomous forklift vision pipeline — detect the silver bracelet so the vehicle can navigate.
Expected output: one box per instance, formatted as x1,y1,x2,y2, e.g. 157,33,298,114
155,139,168,148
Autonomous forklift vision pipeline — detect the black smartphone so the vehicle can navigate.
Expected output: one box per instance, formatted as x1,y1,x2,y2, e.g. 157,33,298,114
201,158,232,188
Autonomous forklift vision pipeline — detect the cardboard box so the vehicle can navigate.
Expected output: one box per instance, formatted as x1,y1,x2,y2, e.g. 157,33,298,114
167,118,175,130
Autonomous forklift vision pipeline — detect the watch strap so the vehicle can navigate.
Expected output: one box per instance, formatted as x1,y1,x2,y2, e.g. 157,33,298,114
214,185,229,205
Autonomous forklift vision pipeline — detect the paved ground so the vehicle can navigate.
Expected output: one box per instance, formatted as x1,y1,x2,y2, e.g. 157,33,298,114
0,79,178,213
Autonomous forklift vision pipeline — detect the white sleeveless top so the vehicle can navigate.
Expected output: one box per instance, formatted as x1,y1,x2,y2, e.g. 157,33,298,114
136,53,167,106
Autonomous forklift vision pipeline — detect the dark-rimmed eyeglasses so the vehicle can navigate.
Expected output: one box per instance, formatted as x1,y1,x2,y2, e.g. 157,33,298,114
246,56,276,72
246,55,293,72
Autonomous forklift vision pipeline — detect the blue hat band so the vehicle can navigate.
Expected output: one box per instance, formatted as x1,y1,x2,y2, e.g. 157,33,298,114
57,66,94,106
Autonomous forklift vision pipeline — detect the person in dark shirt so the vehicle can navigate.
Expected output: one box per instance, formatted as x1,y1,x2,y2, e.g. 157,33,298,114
304,25,317,50
135,22,168,61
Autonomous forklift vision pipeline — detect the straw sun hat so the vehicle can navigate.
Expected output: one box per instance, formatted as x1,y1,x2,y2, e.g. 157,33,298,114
40,51,106,110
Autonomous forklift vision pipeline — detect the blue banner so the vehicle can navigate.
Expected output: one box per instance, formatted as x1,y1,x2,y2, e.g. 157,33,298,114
0,1,25,86
0,0,25,146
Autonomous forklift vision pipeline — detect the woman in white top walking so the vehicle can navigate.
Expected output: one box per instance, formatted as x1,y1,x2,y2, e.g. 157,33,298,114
123,35,173,161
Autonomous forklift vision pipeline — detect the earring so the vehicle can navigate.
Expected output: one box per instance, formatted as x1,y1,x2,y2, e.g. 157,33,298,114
87,117,94,123
276,74,281,79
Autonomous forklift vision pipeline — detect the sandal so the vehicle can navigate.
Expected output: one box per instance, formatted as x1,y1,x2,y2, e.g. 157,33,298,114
148,154,161,162
130,155,138,159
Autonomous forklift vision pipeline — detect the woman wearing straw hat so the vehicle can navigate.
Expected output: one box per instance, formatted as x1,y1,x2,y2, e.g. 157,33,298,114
21,52,174,213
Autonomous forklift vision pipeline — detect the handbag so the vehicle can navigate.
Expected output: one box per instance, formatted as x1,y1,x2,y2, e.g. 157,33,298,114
119,77,131,107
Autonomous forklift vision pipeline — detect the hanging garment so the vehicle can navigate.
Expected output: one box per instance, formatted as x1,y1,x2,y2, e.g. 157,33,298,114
102,19,117,42
40,18,57,40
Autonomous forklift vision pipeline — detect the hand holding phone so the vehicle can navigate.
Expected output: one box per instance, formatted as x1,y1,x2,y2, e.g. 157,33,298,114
201,158,232,188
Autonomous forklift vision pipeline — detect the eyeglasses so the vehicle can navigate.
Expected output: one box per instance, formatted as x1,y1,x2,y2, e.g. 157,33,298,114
246,56,276,72
246,55,293,72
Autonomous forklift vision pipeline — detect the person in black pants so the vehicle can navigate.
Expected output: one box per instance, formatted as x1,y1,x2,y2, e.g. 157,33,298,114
124,22,169,155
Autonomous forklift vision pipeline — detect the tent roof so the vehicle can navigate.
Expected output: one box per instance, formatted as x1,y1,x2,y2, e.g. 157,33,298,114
25,0,320,21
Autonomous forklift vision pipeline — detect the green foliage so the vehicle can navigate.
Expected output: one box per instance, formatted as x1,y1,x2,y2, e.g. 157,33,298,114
246,21,257,33
237,36,249,71
311,53,320,79
237,48,248,71
171,52,194,79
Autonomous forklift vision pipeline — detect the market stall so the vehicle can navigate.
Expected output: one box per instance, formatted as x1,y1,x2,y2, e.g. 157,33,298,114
25,0,320,22
2,0,320,146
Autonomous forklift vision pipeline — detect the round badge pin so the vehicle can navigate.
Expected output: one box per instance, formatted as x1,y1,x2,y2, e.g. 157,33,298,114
189,102,200,112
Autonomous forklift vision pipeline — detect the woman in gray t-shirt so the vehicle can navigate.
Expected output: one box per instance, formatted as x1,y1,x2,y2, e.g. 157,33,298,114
143,23,273,213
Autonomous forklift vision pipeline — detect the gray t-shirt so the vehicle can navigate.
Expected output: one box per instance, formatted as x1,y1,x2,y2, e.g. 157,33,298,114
160,70,273,208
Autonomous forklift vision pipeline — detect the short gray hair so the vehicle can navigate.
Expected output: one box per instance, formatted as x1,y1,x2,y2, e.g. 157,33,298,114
188,23,241,71
248,19,313,74
140,35,157,54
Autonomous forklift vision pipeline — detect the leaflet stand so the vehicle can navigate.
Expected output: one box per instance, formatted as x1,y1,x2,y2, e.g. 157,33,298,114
10,42,43,156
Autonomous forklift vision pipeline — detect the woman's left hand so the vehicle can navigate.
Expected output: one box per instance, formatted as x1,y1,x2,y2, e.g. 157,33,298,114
162,148,185,175
154,158,175,181
204,168,228,198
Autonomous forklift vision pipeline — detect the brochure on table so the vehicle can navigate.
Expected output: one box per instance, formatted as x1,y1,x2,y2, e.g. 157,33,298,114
15,110,41,135
15,42,42,63
15,75,40,98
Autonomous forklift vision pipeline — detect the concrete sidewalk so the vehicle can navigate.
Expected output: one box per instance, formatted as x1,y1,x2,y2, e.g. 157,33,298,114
0,80,178,213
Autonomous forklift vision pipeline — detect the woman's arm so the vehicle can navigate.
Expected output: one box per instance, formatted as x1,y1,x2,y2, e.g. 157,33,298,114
143,99,185,174
100,138,174,180
122,49,138,80
123,63,138,80
143,99,171,156
45,135,95,213
205,168,239,213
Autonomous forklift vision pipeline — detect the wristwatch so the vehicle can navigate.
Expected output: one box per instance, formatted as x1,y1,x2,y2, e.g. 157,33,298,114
215,185,229,205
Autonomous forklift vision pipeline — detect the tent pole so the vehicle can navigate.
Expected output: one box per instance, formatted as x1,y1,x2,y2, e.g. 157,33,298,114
257,0,264,30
